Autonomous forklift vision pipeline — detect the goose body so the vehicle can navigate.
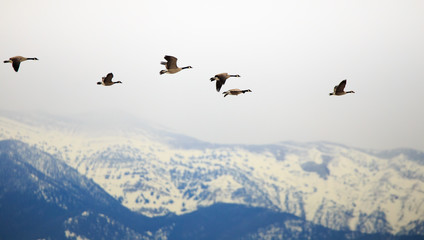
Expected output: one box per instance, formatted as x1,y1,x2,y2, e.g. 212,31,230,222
223,88,252,97
210,73,240,92
329,79,355,96
4,56,38,72
97,73,122,86
160,55,192,75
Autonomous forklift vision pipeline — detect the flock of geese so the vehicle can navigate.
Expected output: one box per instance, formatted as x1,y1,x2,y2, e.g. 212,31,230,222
3,55,355,97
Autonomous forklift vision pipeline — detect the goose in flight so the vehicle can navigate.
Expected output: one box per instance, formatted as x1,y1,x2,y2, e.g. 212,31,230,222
97,73,122,86
329,79,355,96
223,88,252,97
4,56,38,72
210,73,240,92
160,55,192,75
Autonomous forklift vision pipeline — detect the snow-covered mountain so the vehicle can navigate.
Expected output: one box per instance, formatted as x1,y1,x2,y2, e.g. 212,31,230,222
2,139,402,240
0,111,423,236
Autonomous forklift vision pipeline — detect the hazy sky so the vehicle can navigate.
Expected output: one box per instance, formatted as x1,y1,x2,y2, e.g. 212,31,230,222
1,0,424,151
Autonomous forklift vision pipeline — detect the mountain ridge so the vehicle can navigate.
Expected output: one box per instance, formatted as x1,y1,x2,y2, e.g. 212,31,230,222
3,139,421,239
0,112,423,235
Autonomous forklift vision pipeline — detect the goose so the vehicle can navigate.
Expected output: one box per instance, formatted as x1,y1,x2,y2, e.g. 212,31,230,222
4,56,38,72
210,73,240,92
97,73,122,86
223,88,252,97
160,55,192,75
329,79,355,96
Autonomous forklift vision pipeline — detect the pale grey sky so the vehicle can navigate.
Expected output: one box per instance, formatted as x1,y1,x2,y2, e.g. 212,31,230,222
1,0,424,151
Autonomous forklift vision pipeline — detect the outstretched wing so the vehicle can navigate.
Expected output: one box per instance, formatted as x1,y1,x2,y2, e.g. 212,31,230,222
12,61,21,72
164,55,178,69
335,79,347,93
103,73,114,84
216,80,223,92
